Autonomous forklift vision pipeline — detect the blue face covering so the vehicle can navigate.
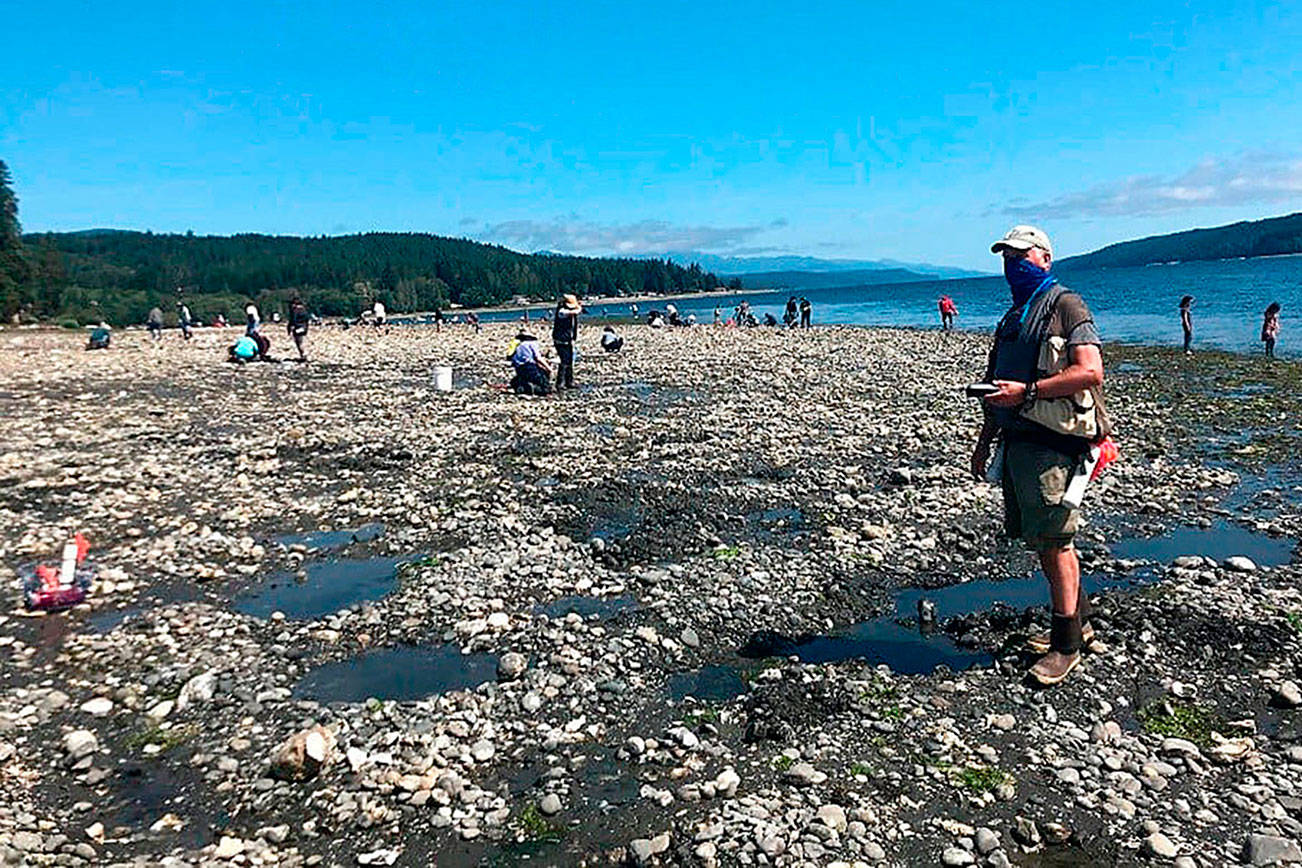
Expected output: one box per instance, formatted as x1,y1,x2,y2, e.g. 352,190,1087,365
1004,255,1056,308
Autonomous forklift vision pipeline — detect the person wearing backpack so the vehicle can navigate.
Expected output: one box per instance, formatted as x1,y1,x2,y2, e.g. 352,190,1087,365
970,225,1112,686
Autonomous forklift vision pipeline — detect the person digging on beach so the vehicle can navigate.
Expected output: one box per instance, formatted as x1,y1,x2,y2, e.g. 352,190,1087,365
147,305,164,341
784,296,798,328
601,325,624,353
1179,295,1194,354
800,297,812,328
288,297,310,362
553,293,581,389
1262,302,1281,357
971,225,1112,687
86,322,111,350
509,331,552,394
228,333,272,363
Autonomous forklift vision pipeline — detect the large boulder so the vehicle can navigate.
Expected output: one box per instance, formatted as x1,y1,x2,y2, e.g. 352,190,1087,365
269,725,336,781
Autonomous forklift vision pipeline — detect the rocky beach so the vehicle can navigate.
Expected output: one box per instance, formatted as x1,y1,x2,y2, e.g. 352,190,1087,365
1,322,1299,867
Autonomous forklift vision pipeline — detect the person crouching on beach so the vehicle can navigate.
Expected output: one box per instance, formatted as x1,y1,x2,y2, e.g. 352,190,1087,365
553,294,581,389
1180,296,1194,355
510,332,552,395
971,225,1112,686
1262,302,1281,357
601,325,624,353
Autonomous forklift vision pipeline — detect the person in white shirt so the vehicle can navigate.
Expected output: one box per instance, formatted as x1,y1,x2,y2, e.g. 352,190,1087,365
601,325,624,353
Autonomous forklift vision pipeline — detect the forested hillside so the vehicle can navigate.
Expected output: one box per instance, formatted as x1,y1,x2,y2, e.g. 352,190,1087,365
11,229,726,325
1060,212,1302,270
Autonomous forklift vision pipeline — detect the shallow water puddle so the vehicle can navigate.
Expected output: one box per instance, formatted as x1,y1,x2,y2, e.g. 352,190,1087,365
740,620,990,675
87,606,143,634
727,571,1155,680
746,506,805,536
273,522,385,551
893,572,1143,623
232,554,416,620
293,644,499,703
533,594,638,620
1111,519,1294,566
668,664,750,703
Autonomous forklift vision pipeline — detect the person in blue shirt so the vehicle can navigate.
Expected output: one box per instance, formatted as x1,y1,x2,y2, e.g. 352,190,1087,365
509,332,552,395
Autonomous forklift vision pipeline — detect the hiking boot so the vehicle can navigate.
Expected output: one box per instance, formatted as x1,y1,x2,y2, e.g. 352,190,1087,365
1030,650,1080,685
1026,595,1094,654
1026,621,1095,654
1030,613,1082,687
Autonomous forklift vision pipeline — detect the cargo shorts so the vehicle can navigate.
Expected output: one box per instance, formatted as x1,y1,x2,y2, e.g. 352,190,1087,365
1001,439,1081,551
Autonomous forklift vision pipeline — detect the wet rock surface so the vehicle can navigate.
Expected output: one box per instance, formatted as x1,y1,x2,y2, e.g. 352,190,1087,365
0,325,1300,866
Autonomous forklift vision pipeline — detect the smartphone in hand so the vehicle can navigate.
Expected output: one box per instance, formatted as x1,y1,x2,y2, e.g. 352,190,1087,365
964,383,1000,399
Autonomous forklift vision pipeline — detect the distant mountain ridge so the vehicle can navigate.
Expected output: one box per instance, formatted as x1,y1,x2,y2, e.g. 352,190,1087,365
728,268,934,291
1061,212,1302,270
657,251,987,279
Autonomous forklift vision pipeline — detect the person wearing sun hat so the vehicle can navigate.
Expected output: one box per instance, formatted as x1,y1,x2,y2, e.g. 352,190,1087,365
971,224,1112,686
552,293,582,389
509,331,552,395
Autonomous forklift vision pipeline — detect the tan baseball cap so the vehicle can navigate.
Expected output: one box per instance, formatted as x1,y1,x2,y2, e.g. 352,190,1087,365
991,224,1053,257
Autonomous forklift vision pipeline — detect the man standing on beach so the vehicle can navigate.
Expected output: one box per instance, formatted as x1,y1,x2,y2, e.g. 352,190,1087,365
799,297,812,328
147,305,164,341
970,225,1110,686
553,293,581,389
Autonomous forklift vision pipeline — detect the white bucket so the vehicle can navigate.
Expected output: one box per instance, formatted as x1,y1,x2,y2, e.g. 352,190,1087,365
434,366,453,392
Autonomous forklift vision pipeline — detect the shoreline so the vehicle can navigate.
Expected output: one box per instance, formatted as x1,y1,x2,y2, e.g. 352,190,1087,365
0,326,1298,866
5,317,1294,361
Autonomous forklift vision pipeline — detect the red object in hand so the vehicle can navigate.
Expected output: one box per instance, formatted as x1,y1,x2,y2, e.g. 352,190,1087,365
1091,436,1119,480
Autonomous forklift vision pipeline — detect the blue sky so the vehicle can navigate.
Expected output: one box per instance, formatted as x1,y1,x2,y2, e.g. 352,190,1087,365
3,0,1301,270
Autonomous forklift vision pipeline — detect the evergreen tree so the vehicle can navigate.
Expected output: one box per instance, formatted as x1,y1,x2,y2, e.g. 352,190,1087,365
0,160,32,319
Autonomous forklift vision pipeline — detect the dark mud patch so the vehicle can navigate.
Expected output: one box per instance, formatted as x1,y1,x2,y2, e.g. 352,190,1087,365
556,469,811,567
293,644,498,703
742,671,855,744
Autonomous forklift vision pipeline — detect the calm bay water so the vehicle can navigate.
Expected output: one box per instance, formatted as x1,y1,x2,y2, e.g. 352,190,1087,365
484,256,1299,356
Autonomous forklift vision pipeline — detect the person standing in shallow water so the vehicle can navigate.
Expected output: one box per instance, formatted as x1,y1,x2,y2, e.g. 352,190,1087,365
1179,296,1194,355
553,294,581,389
1262,302,1281,357
939,295,958,331
971,225,1112,687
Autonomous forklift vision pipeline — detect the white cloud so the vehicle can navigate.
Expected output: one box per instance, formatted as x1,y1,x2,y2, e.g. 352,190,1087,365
1003,152,1302,218
476,216,780,255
